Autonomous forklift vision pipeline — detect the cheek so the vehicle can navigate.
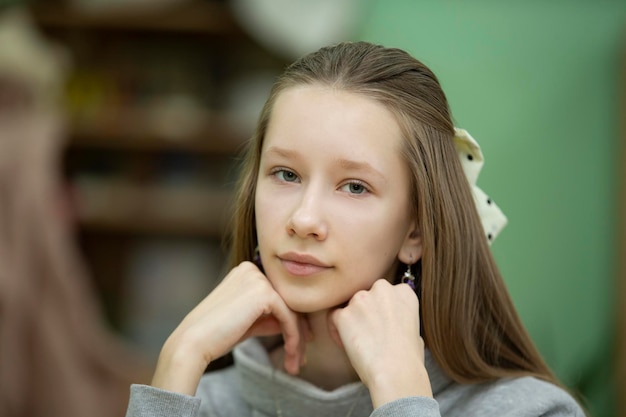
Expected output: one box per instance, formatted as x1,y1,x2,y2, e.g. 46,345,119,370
341,205,409,280
255,184,293,241
349,235,399,282
255,190,276,235
254,186,269,239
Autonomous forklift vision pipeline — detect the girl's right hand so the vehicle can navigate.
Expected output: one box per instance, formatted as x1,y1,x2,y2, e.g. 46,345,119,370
150,261,307,396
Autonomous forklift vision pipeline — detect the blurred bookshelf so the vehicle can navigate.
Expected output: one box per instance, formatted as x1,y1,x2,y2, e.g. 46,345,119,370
29,0,286,357
29,0,241,34
68,113,244,154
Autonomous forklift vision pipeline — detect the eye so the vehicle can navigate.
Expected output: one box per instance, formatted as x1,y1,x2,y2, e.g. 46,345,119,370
340,180,369,195
273,168,300,183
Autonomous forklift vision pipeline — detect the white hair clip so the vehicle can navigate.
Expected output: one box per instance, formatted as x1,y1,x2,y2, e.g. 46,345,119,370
454,128,508,244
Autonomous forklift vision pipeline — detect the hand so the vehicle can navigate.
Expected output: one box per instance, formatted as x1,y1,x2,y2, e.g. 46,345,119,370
329,280,432,408
151,261,308,395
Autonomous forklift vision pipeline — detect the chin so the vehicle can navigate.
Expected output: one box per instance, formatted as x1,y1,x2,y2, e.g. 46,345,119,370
283,298,327,313
281,292,349,313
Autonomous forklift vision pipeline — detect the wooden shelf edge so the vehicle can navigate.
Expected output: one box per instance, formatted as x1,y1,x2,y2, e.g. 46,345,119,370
72,184,234,238
29,0,243,36
65,118,250,155
78,217,228,238
68,131,248,155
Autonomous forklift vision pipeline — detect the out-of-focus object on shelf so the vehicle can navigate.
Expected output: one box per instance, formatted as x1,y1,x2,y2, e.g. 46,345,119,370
0,7,69,109
222,71,276,138
0,8,147,417
31,0,241,34
73,176,233,237
122,238,226,358
230,0,364,59
67,0,189,14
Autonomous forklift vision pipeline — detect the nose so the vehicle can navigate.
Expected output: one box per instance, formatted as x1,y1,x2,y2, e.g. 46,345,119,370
287,185,328,240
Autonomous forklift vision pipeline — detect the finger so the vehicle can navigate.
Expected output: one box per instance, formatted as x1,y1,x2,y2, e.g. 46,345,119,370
244,316,282,338
297,314,311,366
265,297,303,375
327,309,345,350
282,314,312,372
302,314,314,342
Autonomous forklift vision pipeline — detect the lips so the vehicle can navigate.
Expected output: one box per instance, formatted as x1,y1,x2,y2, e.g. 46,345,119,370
278,252,331,276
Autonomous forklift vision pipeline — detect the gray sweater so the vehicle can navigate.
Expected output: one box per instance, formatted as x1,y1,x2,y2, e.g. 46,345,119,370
125,339,584,417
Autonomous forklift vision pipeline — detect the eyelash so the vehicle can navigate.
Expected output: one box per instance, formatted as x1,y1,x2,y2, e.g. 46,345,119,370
341,180,369,195
270,168,371,195
271,168,300,183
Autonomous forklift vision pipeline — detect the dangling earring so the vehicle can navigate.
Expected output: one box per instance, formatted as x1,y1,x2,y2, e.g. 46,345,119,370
401,263,416,290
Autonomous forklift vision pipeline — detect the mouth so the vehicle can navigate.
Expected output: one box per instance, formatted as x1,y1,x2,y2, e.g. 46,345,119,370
278,252,332,276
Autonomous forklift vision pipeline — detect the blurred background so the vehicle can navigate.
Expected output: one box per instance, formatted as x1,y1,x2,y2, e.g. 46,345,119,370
0,0,623,417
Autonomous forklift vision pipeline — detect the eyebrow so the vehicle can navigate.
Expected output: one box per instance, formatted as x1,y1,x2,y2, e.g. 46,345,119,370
336,158,387,184
264,146,387,184
264,146,301,160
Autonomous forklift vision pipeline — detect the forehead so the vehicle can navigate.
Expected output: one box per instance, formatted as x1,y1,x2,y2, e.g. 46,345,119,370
264,85,405,157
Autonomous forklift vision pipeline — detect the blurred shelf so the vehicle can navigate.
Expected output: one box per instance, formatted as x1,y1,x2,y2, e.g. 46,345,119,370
30,0,272,337
29,0,243,35
74,184,233,237
68,122,248,155
78,216,227,238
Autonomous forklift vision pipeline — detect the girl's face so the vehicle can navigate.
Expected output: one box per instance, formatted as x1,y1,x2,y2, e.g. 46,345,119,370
255,85,421,313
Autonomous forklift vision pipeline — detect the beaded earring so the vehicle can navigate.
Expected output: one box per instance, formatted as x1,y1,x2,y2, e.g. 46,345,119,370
401,263,416,290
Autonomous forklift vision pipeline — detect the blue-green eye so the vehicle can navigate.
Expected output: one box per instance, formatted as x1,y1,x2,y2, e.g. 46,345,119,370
274,169,299,183
341,181,368,195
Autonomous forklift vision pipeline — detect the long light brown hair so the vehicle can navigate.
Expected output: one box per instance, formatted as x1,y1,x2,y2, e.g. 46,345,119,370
227,41,558,386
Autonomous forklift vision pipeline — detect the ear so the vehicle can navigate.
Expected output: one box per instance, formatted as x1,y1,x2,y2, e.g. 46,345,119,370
398,221,422,264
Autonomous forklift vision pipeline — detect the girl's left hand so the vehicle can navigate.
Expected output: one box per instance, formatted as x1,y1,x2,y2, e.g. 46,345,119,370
329,279,433,408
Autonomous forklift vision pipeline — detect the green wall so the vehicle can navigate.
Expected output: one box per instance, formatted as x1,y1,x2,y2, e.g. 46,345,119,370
357,2,626,416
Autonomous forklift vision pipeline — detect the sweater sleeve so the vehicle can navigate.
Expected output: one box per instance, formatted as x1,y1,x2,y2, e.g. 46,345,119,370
125,384,201,417
370,397,441,417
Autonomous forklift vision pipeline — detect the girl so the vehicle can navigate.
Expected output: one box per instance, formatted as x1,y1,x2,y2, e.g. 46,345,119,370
126,41,584,416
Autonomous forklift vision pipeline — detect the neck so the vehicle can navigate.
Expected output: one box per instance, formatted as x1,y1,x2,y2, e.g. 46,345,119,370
271,309,359,390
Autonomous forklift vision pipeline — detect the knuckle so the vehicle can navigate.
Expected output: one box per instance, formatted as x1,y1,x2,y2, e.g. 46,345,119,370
372,279,390,290
352,289,369,302
238,260,256,272
331,308,347,325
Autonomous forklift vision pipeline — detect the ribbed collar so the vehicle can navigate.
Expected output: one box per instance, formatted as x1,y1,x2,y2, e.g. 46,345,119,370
233,338,453,417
